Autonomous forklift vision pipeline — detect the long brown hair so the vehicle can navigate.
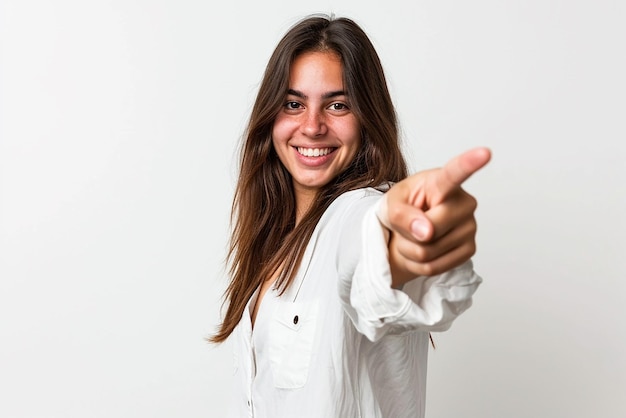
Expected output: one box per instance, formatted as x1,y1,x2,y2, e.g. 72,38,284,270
210,14,408,343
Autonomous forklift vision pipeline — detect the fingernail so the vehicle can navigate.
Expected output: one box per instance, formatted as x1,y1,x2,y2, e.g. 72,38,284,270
411,218,429,241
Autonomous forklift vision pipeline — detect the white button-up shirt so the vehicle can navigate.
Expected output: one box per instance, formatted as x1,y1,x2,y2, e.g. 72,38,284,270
231,188,482,417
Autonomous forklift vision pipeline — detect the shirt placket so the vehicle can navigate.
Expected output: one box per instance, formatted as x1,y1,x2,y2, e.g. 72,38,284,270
240,294,256,417
248,335,256,416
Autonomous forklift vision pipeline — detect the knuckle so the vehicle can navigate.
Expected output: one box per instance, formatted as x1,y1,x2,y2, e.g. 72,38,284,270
467,242,477,258
412,244,430,262
417,262,435,277
467,194,478,211
468,218,478,236
387,203,404,224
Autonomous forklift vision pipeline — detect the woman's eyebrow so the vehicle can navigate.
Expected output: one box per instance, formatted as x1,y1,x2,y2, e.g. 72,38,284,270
287,89,347,99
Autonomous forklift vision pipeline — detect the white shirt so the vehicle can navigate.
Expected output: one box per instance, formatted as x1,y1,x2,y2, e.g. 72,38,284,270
231,187,482,418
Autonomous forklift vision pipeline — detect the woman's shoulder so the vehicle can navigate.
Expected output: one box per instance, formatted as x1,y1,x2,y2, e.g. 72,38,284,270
331,187,384,206
335,182,396,206
335,182,394,203
324,184,391,221
316,183,396,230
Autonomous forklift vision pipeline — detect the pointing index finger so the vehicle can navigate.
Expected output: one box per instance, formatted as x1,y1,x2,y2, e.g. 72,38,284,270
435,147,492,200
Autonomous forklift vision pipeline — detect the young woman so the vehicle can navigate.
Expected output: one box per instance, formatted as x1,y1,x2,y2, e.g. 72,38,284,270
211,14,491,418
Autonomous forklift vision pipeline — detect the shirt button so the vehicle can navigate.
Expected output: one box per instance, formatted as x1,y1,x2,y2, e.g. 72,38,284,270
247,400,250,407
293,315,299,325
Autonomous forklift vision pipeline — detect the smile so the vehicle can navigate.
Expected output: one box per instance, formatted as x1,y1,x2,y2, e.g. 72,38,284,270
296,147,334,157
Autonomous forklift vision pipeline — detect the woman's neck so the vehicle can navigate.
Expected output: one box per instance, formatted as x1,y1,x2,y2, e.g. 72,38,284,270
294,189,317,226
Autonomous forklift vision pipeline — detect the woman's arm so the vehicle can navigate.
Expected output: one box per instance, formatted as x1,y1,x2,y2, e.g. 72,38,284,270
336,147,491,341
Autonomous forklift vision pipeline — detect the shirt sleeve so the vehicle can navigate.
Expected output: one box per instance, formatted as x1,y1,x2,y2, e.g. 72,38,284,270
336,191,483,342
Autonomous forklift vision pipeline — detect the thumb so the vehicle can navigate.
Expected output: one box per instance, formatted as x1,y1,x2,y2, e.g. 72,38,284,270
410,212,434,241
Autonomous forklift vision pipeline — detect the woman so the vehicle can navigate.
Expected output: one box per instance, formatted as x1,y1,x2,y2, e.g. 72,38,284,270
211,14,491,417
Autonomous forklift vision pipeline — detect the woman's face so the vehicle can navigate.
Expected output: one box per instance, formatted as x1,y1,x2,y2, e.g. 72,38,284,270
272,51,361,204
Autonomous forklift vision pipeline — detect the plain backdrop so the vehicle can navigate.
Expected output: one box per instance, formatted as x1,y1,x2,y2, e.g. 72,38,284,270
1,0,624,417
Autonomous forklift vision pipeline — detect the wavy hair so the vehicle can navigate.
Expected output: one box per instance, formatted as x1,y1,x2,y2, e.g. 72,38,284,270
211,14,408,343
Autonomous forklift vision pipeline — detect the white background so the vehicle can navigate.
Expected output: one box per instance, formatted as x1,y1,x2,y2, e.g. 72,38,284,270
1,1,624,417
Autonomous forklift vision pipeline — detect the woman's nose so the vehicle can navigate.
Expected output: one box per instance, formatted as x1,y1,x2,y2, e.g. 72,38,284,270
300,109,327,137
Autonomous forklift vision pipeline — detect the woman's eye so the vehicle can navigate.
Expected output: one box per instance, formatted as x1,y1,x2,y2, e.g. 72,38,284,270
285,101,301,110
329,102,348,111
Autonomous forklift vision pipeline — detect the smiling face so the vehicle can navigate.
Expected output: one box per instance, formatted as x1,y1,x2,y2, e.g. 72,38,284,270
272,51,361,214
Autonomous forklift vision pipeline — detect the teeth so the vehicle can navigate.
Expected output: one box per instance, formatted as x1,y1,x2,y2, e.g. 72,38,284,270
297,147,332,157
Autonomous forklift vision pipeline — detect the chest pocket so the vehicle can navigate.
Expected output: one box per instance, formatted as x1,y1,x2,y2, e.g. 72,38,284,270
269,299,319,389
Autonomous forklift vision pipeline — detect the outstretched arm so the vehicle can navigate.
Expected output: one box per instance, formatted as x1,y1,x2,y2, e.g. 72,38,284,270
379,147,492,287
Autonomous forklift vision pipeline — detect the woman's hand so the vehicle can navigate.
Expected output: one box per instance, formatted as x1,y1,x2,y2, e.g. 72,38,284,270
379,147,492,287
